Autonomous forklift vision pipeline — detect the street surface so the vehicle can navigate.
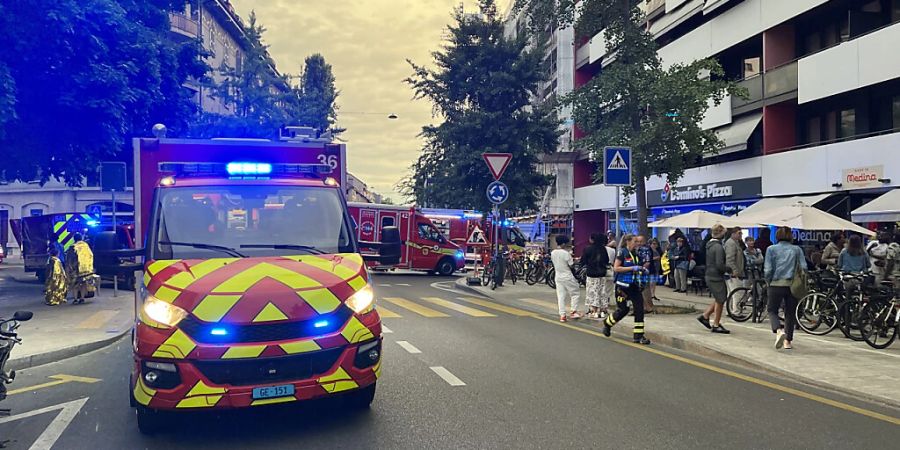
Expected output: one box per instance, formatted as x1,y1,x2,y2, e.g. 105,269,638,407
1,272,899,449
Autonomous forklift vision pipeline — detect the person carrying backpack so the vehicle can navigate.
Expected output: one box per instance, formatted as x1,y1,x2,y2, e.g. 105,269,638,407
584,233,610,319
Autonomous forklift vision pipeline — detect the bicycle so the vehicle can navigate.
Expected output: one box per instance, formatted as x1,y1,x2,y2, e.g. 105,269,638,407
836,272,870,341
859,284,898,349
795,269,842,336
726,275,767,323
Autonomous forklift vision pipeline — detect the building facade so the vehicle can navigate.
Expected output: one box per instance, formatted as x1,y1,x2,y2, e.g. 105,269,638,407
572,0,900,246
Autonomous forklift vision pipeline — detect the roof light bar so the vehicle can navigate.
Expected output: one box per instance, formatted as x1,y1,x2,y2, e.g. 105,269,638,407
226,162,272,176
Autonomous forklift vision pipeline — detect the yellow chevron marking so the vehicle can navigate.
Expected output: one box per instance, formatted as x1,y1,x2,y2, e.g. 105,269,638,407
53,221,65,233
347,275,367,291
221,345,266,359
132,378,156,406
147,259,181,276
176,395,223,408
341,316,375,343
153,285,181,303
192,295,242,322
318,367,359,393
58,230,70,244
456,297,535,316
298,288,341,314
185,380,226,396
165,258,238,289
292,255,360,280
151,329,196,359
376,305,401,318
279,340,321,354
421,297,496,317
251,396,296,406
253,302,289,323
212,262,321,293
382,297,449,317
373,360,382,379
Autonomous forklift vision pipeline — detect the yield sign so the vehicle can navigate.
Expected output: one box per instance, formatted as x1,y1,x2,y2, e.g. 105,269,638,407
482,153,512,180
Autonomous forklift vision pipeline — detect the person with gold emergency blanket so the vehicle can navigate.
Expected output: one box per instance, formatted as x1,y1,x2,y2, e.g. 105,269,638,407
44,246,68,306
65,233,98,304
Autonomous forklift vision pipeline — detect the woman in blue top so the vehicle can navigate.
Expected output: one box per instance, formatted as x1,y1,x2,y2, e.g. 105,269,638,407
764,226,807,350
837,235,870,273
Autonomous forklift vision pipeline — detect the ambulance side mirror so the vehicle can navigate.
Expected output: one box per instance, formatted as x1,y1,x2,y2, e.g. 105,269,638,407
379,226,401,265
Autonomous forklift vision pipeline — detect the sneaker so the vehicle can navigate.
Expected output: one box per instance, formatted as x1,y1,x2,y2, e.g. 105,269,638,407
560,315,567,323
775,330,786,349
697,315,711,330
569,312,583,320
602,324,611,337
711,324,731,334
633,337,651,345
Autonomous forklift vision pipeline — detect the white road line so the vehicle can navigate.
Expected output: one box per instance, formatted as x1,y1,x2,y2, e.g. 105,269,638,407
378,284,392,287
382,325,393,334
396,283,411,287
396,340,421,354
0,397,89,450
430,366,466,386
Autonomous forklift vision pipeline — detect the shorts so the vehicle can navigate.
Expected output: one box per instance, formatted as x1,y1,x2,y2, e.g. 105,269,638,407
707,279,728,305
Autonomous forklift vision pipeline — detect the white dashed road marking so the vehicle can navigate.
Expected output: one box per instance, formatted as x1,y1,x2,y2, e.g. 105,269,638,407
430,366,466,386
382,325,393,334
396,340,421,354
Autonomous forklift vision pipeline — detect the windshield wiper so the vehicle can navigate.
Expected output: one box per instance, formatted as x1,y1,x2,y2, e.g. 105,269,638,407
159,241,247,258
239,244,325,255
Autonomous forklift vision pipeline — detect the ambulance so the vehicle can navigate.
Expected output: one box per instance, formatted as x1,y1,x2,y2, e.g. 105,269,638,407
109,127,400,433
347,203,465,276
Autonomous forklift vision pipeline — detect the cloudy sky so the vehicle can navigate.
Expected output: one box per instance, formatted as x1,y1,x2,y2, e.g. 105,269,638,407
230,0,512,202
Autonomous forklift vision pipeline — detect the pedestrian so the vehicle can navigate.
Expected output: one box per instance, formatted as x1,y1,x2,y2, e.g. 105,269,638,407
44,246,68,306
65,233,96,304
867,231,890,284
602,234,651,345
764,226,807,350
756,228,773,256
821,232,844,272
669,236,690,293
635,235,654,313
886,231,900,290
838,235,870,274
743,236,764,281
698,224,730,334
551,235,582,322
583,233,611,319
647,238,663,309
724,227,746,294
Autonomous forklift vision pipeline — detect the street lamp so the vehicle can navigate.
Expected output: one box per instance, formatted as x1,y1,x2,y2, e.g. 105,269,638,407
342,111,399,120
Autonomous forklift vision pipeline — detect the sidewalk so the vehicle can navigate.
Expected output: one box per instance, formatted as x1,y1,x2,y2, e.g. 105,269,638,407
0,264,133,371
456,277,900,408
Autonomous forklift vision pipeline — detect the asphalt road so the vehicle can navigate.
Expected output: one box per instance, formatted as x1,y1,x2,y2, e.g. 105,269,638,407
1,272,898,449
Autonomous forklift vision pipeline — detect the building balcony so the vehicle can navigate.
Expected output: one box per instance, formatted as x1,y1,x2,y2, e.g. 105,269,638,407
169,12,200,40
732,60,798,115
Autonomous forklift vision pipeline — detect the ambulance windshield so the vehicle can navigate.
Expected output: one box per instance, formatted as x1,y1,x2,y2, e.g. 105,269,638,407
151,185,354,259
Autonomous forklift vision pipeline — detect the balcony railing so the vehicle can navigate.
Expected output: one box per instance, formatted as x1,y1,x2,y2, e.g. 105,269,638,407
764,60,798,99
731,60,799,114
169,12,200,38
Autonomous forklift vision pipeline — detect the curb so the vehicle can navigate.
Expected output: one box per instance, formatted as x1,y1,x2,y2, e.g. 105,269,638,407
453,277,493,299
8,329,130,372
452,277,900,410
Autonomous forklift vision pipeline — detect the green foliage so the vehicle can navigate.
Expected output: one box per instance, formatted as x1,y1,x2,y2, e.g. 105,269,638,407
190,12,296,139
401,0,560,213
516,0,745,234
0,0,208,185
295,54,342,135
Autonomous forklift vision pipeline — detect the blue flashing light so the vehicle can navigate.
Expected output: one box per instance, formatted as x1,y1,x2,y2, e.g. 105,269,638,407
210,328,229,336
85,220,99,227
455,250,465,260
313,320,329,329
463,212,483,219
226,162,272,176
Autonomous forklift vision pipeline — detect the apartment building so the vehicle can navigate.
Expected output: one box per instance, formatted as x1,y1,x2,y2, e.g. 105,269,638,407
572,0,900,246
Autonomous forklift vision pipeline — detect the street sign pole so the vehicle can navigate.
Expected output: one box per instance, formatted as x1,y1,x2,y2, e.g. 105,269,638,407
603,146,632,248
615,186,620,248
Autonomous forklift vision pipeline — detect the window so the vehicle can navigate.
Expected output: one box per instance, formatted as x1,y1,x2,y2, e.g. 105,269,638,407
30,209,43,217
805,117,822,144
743,57,761,79
893,96,900,128
825,111,838,141
840,109,856,138
417,223,442,242
380,216,395,229
893,0,900,22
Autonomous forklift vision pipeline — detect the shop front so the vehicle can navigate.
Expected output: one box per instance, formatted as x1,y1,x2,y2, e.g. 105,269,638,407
647,177,762,240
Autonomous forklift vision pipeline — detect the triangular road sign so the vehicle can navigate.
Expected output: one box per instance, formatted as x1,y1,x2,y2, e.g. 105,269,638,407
482,153,512,180
608,151,628,170
467,225,488,245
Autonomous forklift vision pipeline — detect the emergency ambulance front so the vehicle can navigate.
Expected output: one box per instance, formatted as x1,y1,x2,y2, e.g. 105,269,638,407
130,162,382,432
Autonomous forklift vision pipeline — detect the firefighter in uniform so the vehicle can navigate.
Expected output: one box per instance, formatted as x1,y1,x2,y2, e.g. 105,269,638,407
65,233,96,304
602,234,652,345
44,246,68,306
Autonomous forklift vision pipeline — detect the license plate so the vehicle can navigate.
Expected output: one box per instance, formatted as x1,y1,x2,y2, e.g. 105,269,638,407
252,384,295,400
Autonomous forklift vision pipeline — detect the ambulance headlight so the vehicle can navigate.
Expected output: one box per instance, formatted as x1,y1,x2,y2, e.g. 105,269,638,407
346,284,375,314
142,296,189,327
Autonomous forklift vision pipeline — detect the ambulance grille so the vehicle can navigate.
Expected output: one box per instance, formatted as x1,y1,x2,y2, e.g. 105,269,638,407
179,308,352,344
194,347,345,386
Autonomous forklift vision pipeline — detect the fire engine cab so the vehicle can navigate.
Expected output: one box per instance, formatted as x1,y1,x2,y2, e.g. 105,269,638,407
104,127,400,434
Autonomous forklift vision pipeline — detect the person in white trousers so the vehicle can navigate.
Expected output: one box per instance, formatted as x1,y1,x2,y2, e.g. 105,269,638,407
551,235,581,322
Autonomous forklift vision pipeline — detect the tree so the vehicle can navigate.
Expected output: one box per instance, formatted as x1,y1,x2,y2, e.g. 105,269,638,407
190,12,295,139
0,0,208,185
401,0,560,213
295,54,342,135
516,0,744,236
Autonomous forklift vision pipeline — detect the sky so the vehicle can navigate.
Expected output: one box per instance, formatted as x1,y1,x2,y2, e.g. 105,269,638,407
230,0,513,202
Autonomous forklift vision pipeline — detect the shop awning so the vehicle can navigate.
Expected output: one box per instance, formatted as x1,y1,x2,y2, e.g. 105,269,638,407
712,112,762,156
851,189,900,223
738,193,832,218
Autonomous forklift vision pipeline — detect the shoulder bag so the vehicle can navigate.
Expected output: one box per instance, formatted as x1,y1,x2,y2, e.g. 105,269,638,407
790,247,809,299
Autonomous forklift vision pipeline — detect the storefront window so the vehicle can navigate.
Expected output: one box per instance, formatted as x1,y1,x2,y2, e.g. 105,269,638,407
839,109,856,138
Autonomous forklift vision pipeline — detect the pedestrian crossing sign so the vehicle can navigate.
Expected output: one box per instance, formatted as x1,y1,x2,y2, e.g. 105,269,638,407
467,225,488,245
603,146,631,186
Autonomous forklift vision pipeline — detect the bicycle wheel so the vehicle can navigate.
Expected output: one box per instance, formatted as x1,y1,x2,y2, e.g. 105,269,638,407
796,293,839,336
525,265,541,285
838,299,865,341
726,287,753,322
546,267,556,289
859,301,898,349
481,263,492,286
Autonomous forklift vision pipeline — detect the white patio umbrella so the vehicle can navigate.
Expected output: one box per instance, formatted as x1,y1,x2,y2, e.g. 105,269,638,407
648,210,759,229
740,203,876,236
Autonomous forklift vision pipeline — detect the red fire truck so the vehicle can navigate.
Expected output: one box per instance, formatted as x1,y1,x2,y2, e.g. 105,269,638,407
347,203,465,276
103,127,400,433
422,209,528,265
